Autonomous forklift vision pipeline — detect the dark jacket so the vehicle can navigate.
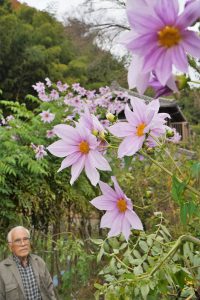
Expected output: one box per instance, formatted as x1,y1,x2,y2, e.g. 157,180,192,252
0,254,57,300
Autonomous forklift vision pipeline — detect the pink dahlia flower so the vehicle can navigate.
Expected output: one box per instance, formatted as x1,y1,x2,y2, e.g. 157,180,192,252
79,107,105,137
47,124,111,185
40,110,55,123
109,97,169,158
123,0,200,93
90,176,143,240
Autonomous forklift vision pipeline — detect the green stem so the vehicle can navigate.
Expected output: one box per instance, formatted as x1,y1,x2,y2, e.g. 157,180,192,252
141,151,200,198
114,254,135,272
189,80,200,85
149,134,183,176
149,235,200,277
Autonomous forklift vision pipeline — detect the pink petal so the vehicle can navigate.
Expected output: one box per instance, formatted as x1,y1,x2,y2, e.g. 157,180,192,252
85,157,99,186
171,45,188,73
76,123,91,140
166,76,178,92
127,33,157,55
124,104,140,126
155,49,172,86
176,0,200,28
147,99,160,114
154,0,178,24
125,209,143,230
90,196,116,210
108,214,124,238
121,217,131,241
58,152,81,172
53,124,79,143
182,31,200,58
99,181,118,200
127,11,163,32
128,58,150,94
111,176,124,198
70,155,85,184
130,98,146,122
47,140,77,157
100,210,119,228
118,135,144,158
109,122,134,138
88,150,111,171
143,46,165,74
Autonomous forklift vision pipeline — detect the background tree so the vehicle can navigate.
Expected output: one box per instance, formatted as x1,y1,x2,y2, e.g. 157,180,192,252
0,0,127,100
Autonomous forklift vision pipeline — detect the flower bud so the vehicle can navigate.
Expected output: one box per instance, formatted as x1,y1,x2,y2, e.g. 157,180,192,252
145,190,153,199
92,129,99,136
175,75,189,90
99,131,105,140
166,129,174,138
106,112,115,122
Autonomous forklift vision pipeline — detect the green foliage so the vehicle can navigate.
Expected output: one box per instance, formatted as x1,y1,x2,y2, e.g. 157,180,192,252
32,233,96,299
93,214,200,300
179,88,200,124
0,91,97,241
0,5,127,100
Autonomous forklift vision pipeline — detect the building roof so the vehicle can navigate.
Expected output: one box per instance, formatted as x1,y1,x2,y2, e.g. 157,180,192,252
110,82,187,123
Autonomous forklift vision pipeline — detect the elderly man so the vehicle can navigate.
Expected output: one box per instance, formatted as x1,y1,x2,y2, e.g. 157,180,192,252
0,226,57,300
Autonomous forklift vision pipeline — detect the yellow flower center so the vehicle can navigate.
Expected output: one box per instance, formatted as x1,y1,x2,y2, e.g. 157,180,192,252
79,141,90,154
117,198,127,213
158,26,181,48
136,123,146,137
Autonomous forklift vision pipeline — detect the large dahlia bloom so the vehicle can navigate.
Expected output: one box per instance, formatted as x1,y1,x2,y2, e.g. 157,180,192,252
90,176,143,240
47,124,111,185
109,97,169,158
122,0,200,93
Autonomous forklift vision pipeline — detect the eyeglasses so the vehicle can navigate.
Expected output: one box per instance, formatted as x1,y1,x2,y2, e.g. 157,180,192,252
11,237,31,246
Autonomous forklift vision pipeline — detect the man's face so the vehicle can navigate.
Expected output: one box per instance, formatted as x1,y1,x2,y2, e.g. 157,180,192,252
9,228,31,258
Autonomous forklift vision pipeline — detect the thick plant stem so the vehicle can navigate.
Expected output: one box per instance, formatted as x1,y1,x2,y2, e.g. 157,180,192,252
149,235,200,277
141,151,200,198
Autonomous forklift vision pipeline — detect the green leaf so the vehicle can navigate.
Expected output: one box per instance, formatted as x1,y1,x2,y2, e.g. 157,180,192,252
90,238,104,245
133,249,142,259
134,265,143,275
180,203,188,224
171,175,186,204
94,283,103,290
141,284,150,299
139,241,149,253
160,225,171,238
97,247,104,263
191,162,200,179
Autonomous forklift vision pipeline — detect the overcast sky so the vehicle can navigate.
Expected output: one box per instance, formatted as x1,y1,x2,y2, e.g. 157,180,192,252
18,0,100,20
